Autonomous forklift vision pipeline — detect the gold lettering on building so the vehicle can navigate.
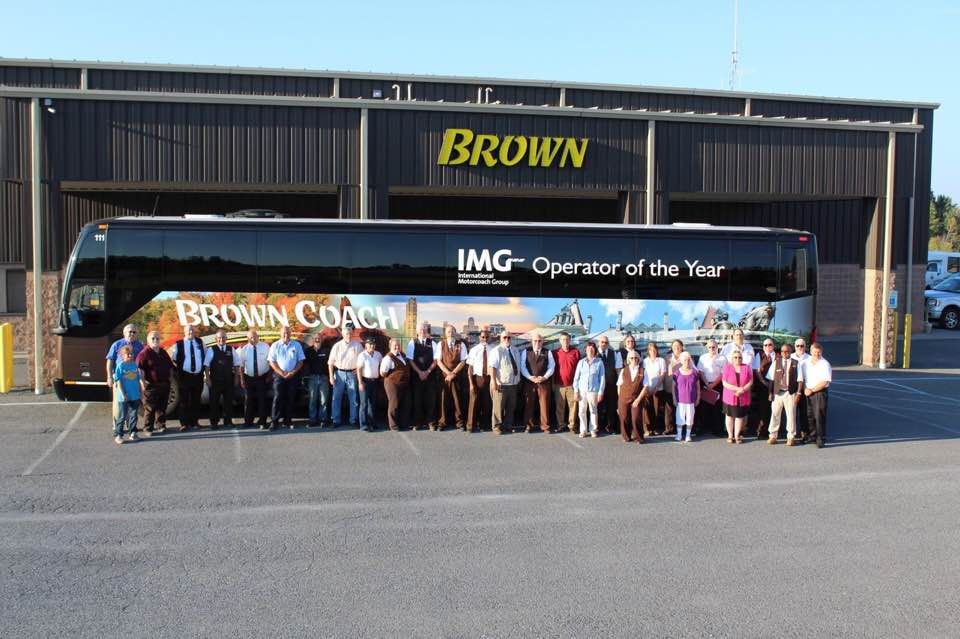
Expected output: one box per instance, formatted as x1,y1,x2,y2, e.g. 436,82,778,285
437,128,588,168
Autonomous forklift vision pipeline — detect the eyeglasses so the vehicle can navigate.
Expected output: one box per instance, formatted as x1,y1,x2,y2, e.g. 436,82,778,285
708,345,717,349
501,336,512,340
764,342,774,347
795,344,805,348
781,349,791,354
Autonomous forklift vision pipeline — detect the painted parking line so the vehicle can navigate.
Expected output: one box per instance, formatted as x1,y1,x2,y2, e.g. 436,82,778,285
21,402,89,477
830,393,960,436
399,431,421,457
832,376,959,383
0,401,81,407
829,389,956,408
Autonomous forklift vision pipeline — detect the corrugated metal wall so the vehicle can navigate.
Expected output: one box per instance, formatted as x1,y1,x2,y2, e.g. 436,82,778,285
0,98,29,180
369,110,647,190
750,99,913,123
565,89,743,115
656,122,888,196
0,66,80,89
88,69,333,97
670,198,872,265
39,100,359,184
0,180,23,263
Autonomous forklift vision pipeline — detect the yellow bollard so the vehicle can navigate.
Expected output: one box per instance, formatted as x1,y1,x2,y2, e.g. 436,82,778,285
902,313,912,369
0,323,12,393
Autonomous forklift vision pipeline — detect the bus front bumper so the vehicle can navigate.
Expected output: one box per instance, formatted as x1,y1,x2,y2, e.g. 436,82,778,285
53,378,111,402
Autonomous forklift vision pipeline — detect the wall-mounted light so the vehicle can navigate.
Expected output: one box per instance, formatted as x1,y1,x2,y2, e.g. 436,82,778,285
43,98,55,114
371,88,383,99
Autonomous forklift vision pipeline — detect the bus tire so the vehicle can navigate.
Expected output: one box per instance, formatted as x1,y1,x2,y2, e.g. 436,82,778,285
165,378,181,418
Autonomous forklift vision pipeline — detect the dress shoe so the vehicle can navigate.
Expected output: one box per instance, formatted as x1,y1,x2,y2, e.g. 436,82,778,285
786,438,796,447
768,436,777,445
816,438,824,449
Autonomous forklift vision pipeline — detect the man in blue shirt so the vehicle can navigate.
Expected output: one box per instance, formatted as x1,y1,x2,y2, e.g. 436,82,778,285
105,324,144,390
267,325,305,430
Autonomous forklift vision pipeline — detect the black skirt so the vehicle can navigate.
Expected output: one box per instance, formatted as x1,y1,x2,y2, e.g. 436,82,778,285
723,402,749,418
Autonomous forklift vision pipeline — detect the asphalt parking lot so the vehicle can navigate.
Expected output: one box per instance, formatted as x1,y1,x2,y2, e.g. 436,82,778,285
1,351,959,637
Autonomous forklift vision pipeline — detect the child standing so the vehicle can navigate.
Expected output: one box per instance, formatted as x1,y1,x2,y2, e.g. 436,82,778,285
113,345,142,444
672,351,700,443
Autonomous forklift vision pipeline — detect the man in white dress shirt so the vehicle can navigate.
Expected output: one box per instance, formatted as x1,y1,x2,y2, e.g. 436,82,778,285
466,329,495,432
435,324,469,431
521,332,555,433
489,330,523,435
238,329,271,429
801,342,832,448
171,324,205,431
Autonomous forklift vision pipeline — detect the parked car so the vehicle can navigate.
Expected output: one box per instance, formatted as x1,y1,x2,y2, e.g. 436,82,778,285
925,274,960,329
926,251,960,288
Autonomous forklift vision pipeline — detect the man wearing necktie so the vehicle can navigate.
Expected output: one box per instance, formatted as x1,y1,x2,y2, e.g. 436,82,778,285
238,329,271,429
204,329,240,430
406,322,438,431
521,332,556,433
466,329,494,432
172,324,205,431
489,330,522,435
766,343,804,445
435,324,469,431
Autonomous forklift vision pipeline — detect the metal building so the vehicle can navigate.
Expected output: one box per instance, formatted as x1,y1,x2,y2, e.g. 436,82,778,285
0,58,937,388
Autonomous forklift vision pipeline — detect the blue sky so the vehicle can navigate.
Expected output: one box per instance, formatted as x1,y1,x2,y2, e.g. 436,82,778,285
2,0,956,196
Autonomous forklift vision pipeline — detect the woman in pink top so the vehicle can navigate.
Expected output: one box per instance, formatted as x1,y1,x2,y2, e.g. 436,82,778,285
721,349,753,443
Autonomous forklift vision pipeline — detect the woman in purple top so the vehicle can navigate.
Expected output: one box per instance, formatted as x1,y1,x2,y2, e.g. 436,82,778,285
671,351,700,443
721,349,753,443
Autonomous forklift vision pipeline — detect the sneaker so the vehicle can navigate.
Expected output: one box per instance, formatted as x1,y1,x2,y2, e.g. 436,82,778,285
591,432,598,438
259,424,268,431
127,432,138,442
675,432,683,442
114,435,124,445
578,432,587,438
685,436,693,443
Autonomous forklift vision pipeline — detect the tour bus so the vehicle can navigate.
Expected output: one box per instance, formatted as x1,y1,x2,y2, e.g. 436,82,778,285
53,217,818,403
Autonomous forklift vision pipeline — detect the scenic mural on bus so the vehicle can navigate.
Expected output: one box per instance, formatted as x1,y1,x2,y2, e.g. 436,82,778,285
124,291,812,355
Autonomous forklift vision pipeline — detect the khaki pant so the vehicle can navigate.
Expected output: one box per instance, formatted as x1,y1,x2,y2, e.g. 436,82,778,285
769,391,798,439
577,391,599,435
554,384,577,431
491,384,519,431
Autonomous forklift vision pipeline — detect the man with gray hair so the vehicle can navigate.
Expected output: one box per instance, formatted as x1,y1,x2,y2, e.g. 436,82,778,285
407,321,438,431
328,324,363,428
136,330,173,435
106,324,144,391
521,332,555,433
204,329,240,430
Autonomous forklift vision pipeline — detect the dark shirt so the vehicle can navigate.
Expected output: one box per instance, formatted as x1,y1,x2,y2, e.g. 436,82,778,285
136,347,174,384
304,344,331,376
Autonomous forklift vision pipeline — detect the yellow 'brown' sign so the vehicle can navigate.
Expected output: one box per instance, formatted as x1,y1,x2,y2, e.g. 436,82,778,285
437,128,588,168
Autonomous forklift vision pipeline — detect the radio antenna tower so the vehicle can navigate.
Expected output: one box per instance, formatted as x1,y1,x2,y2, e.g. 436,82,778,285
729,0,740,90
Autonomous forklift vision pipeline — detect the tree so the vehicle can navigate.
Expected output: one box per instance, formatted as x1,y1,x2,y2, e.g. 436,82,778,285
929,191,958,251
946,214,960,252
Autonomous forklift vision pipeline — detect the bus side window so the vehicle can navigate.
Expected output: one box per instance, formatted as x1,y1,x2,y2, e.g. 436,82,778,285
778,246,810,297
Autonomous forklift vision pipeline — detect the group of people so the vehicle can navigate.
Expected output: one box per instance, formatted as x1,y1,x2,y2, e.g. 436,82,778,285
105,322,831,449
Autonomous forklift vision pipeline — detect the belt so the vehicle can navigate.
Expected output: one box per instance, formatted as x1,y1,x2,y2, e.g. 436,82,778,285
362,376,379,382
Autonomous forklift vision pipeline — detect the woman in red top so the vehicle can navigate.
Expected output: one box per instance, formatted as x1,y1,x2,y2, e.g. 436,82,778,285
721,350,753,443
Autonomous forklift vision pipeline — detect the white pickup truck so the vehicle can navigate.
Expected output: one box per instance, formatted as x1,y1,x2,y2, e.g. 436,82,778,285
926,251,960,288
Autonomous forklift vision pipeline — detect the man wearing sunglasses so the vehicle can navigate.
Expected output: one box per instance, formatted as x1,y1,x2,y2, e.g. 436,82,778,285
489,330,522,435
